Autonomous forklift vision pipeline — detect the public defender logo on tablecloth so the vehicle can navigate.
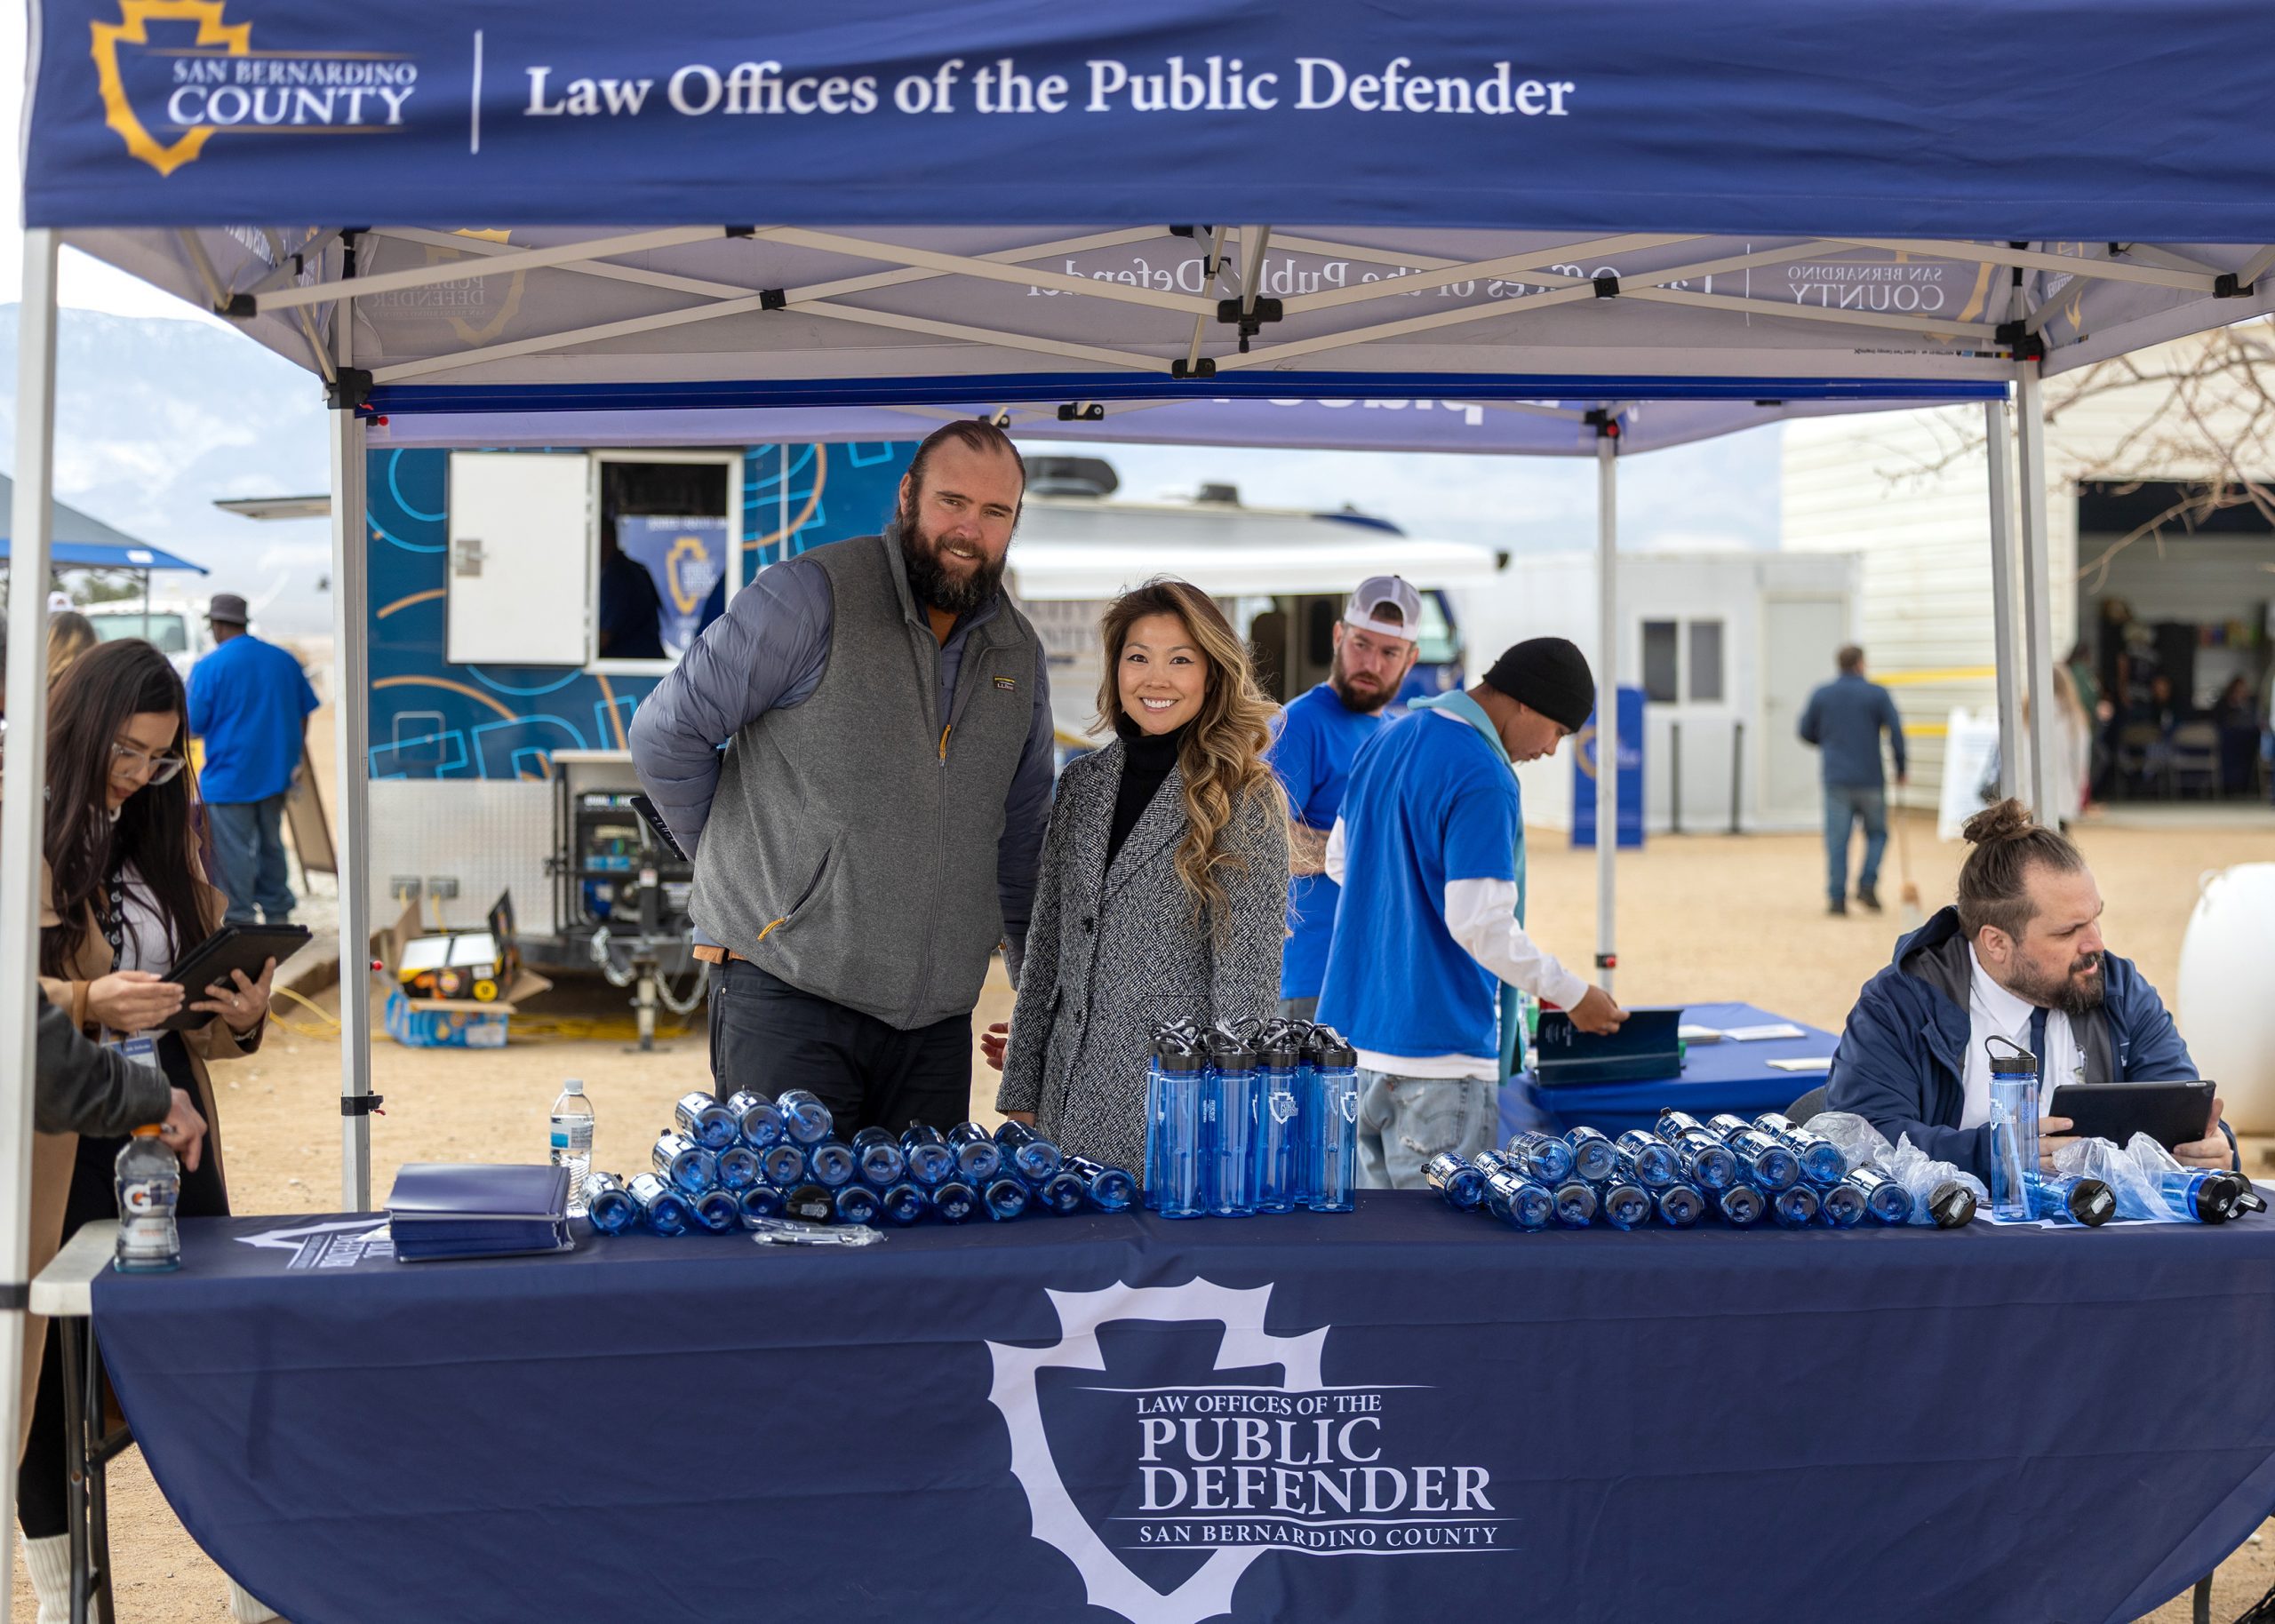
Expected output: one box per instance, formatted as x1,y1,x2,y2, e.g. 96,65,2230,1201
91,0,418,177
988,1279,1506,1624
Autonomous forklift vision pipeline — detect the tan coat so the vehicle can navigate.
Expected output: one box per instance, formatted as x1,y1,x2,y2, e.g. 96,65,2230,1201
18,857,258,1461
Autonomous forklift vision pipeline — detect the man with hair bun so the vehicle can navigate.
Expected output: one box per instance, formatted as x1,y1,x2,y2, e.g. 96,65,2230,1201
1825,798,2233,1181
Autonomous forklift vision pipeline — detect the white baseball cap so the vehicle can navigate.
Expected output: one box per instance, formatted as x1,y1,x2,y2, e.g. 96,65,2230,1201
1343,576,1423,641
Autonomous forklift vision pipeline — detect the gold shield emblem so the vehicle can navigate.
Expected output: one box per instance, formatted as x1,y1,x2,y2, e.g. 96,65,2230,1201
91,0,251,177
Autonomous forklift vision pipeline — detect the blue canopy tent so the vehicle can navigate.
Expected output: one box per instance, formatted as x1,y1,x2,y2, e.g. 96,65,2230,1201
0,538,204,574
5,6,2275,1607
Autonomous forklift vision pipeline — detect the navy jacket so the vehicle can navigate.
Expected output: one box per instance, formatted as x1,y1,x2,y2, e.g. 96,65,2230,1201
1825,906,2208,1182
1797,672,1906,788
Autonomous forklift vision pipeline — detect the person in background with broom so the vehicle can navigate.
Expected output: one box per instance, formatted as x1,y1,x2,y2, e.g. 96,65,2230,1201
1797,644,1907,916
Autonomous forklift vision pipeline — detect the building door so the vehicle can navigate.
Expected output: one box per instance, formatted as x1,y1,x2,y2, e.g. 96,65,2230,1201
1761,597,1848,826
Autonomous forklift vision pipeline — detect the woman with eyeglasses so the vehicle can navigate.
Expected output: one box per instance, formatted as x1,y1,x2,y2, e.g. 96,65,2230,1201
14,638,278,1622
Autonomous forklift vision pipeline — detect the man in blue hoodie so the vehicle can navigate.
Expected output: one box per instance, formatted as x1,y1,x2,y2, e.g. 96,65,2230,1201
1825,799,2233,1182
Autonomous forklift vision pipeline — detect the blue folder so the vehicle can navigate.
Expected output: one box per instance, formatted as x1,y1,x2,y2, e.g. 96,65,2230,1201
387,1164,574,1262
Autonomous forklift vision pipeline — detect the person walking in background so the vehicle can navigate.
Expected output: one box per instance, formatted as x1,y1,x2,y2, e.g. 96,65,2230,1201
44,610,95,684
186,593,318,926
1798,644,1907,915
1265,575,1421,1022
989,581,1287,1173
1315,638,1625,1189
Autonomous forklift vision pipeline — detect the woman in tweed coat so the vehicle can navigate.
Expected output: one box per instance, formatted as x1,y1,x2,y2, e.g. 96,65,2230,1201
993,580,1288,1174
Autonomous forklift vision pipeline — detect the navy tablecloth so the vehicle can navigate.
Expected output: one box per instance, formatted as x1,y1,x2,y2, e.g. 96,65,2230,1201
92,1197,2275,1624
1505,999,1840,1138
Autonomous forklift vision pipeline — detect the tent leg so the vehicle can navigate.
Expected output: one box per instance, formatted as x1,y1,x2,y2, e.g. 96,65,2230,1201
330,299,375,1211
2015,362,2062,824
1595,430,1617,996
0,228,62,1621
1984,398,2025,802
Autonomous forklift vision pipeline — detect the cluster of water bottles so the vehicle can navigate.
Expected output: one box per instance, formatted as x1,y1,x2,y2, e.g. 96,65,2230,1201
575,1088,1139,1236
1144,1017,1361,1218
1425,1110,1983,1231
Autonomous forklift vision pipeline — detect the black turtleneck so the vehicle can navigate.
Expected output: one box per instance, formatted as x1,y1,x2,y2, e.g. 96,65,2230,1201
1106,718,1189,869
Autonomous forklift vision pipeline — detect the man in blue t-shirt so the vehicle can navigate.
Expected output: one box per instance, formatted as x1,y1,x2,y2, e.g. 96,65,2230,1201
1266,576,1423,1020
1316,638,1625,1188
187,593,321,925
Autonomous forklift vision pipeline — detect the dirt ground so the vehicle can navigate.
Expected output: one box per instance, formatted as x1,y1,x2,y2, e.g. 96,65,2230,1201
15,811,2275,1621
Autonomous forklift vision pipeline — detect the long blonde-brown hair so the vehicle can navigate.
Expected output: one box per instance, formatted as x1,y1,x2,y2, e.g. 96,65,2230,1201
1095,580,1286,927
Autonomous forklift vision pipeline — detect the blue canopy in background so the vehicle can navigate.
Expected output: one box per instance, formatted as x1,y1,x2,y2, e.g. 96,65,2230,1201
0,538,205,574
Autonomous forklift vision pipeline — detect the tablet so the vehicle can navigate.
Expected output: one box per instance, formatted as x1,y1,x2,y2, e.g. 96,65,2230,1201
157,923,312,1031
2048,1081,2218,1151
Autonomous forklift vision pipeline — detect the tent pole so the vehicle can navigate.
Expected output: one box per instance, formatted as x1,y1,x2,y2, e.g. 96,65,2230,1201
1983,397,2024,801
1595,426,1617,997
329,279,375,1211
0,228,62,1608
2016,362,2061,822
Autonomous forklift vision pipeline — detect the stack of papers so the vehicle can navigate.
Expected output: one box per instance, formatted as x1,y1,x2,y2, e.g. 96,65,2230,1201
387,1164,574,1262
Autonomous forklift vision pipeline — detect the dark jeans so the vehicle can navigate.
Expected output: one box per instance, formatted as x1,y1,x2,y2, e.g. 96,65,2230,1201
1823,784,1888,902
707,959,972,1137
209,792,294,925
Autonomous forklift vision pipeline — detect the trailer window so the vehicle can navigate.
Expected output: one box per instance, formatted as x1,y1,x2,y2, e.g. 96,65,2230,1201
1688,619,1726,703
1642,620,1680,702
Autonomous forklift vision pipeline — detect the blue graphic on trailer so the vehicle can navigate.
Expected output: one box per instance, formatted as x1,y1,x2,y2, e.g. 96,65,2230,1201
366,442,914,781
1571,685,1646,849
617,514,728,656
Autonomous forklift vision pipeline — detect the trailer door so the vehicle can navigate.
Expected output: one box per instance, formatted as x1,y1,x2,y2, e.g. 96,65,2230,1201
445,452,591,666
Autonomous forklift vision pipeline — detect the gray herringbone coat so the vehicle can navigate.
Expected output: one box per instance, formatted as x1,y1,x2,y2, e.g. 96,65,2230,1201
996,742,1288,1175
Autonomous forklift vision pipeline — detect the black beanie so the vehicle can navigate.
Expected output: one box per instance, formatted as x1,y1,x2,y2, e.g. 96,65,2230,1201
1482,637,1595,732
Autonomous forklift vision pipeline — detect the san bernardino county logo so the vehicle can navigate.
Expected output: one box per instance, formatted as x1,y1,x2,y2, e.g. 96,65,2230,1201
987,1279,1508,1624
92,0,417,177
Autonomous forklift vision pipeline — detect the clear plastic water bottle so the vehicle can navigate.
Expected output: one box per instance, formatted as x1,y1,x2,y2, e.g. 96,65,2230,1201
674,1090,739,1150
1209,1034,1260,1217
1425,1152,1486,1210
738,1184,786,1224
1657,1111,1739,1190
580,1172,638,1236
1656,1181,1706,1228
1564,1126,1618,1183
834,1183,881,1226
627,1172,690,1235
931,1178,979,1223
1143,1036,1173,1211
1307,1037,1360,1214
1482,1167,1555,1230
1506,1131,1576,1184
995,1118,1065,1182
1817,1178,1868,1228
760,1142,808,1190
688,1187,741,1232
727,1090,784,1150
901,1125,956,1187
1986,1038,2040,1222
1614,1130,1681,1190
1716,1182,1766,1227
1548,1177,1599,1229
1295,1028,1325,1208
982,1175,1031,1221
2032,1173,2115,1227
714,1145,762,1192
651,1130,717,1194
850,1127,908,1189
946,1122,1004,1183
807,1141,857,1190
1718,1122,1801,1192
113,1126,180,1272
776,1088,835,1146
549,1079,595,1215
1154,1043,1210,1218
1594,1156,1653,1230
1845,1166,1914,1225
1029,1167,1087,1215
1254,1032,1303,1214
1768,1182,1820,1229
1754,1112,1848,1187
2159,1168,2245,1223
1064,1156,1137,1212
877,1182,929,1225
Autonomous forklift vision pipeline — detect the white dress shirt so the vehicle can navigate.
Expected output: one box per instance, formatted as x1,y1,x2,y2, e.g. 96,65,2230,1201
1957,943,2083,1129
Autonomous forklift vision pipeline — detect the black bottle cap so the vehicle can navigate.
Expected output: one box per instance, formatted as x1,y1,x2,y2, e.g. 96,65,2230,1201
1159,1044,1209,1074
1928,1181,1977,1228
1984,1034,2039,1075
782,1183,834,1222
2069,1177,2116,1226
1259,1033,1300,1068
1210,1037,1257,1070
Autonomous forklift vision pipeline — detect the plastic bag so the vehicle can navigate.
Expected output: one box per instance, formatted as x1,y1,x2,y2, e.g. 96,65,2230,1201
745,1217,885,1247
2051,1133,2182,1223
1807,1112,1988,1225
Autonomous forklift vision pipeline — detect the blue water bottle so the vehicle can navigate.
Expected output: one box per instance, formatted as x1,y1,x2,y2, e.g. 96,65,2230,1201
995,1119,1065,1182
932,1178,979,1223
1986,1037,2040,1222
877,1182,929,1225
1254,1031,1303,1214
1614,1131,1681,1190
850,1126,906,1188
1064,1156,1137,1212
1209,1033,1260,1217
1155,1042,1210,1218
714,1144,762,1192
834,1183,881,1226
760,1142,807,1190
1483,1167,1555,1230
1817,1178,1868,1228
1295,1028,1325,1208
2159,1168,2246,1222
1845,1166,1914,1224
1713,1118,1801,1191
1506,1132,1576,1184
775,1088,835,1146
807,1140,857,1190
1768,1182,1820,1229
947,1122,1004,1183
1716,1182,1766,1227
901,1125,957,1187
1308,1037,1360,1214
1030,1167,1088,1215
652,1131,718,1195
738,1183,786,1224
727,1090,784,1150
2032,1173,2116,1226
1425,1152,1487,1210
983,1174,1032,1221
1754,1112,1848,1186
675,1090,740,1150
1143,1034,1174,1211
580,1172,637,1235
1656,1181,1706,1228
1548,1177,1599,1228
1594,1156,1654,1230
1564,1126,1619,1182
1657,1111,1739,1190
689,1187,741,1232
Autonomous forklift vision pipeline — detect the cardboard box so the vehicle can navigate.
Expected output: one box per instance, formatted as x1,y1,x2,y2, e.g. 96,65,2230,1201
372,891,550,1048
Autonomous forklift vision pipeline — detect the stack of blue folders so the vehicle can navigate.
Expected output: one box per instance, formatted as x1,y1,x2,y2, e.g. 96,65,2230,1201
387,1164,575,1262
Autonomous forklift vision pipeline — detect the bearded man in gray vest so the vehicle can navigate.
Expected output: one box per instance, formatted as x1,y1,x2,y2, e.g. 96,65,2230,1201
631,420,1053,1133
